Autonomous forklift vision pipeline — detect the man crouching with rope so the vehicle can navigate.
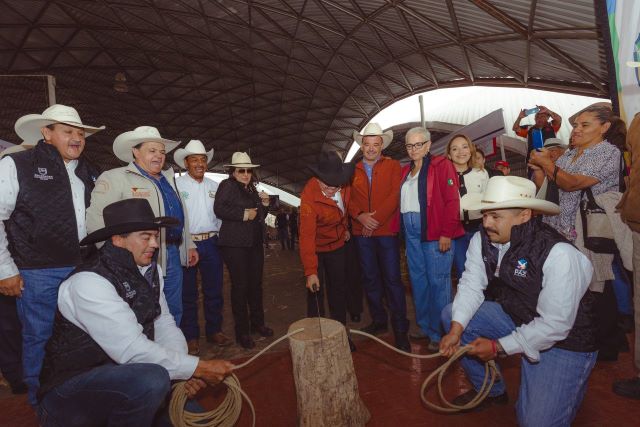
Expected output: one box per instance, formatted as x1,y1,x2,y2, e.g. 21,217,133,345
440,176,597,427
36,199,233,426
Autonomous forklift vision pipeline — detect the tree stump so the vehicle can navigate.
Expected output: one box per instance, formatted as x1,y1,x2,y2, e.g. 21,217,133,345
288,318,370,426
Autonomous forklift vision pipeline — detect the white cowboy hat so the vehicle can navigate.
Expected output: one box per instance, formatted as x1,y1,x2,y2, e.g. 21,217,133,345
113,126,180,163
223,152,259,168
14,104,105,144
352,122,394,149
461,176,560,215
0,142,35,158
173,140,213,167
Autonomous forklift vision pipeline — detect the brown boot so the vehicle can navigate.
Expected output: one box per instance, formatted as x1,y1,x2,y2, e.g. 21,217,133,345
187,339,200,355
207,332,232,347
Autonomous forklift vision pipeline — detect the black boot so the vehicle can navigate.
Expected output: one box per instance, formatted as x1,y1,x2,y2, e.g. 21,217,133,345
360,321,387,335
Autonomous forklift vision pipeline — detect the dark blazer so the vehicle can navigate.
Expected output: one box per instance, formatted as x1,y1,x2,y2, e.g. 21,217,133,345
214,178,267,247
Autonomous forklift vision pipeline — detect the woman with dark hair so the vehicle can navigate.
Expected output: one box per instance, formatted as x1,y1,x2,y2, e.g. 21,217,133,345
214,152,273,349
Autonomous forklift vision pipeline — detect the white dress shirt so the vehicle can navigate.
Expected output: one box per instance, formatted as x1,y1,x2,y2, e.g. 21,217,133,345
57,265,199,380
452,232,593,362
400,170,420,213
175,174,221,234
0,156,87,280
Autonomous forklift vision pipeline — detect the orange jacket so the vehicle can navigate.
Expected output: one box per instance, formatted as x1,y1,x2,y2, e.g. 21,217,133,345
348,156,401,237
299,177,350,276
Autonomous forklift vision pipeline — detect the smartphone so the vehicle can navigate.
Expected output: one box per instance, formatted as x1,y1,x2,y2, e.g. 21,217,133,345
524,107,540,116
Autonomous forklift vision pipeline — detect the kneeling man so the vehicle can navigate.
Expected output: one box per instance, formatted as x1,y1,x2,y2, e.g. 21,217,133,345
37,199,233,426
440,176,597,427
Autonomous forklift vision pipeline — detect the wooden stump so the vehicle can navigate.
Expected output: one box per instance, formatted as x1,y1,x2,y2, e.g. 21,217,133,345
288,318,370,426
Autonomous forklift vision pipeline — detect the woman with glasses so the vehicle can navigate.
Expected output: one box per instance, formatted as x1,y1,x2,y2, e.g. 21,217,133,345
214,152,273,349
400,127,463,352
446,134,489,280
299,151,356,350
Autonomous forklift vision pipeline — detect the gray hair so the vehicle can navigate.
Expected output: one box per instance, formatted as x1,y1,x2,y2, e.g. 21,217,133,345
405,127,431,143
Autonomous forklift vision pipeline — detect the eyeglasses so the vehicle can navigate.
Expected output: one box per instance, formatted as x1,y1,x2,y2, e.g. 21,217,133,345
236,168,253,175
405,141,428,151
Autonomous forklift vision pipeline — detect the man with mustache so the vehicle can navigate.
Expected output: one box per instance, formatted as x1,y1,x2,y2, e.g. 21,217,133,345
440,176,597,426
0,105,104,404
174,140,231,355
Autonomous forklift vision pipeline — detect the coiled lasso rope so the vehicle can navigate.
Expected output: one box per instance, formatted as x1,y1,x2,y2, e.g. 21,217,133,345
169,328,305,427
170,327,499,426
350,330,500,413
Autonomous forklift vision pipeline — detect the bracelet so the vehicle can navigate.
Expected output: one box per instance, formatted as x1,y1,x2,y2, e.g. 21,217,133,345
491,339,497,357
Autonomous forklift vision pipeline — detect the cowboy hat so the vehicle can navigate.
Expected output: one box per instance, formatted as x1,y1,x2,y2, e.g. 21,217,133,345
113,126,180,163
0,142,35,158
14,104,105,144
461,176,560,215
223,152,259,168
542,137,568,149
353,123,394,149
80,198,179,246
308,151,355,187
173,140,213,167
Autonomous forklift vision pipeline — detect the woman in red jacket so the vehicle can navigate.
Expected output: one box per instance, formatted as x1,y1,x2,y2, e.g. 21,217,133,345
400,127,464,352
299,151,356,350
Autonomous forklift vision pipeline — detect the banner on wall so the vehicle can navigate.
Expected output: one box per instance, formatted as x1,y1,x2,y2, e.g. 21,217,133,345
607,0,640,122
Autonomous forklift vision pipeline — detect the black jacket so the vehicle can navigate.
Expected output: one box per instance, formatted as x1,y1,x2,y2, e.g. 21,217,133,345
214,178,267,247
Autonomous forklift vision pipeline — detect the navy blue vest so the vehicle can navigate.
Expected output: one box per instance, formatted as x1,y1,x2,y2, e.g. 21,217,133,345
481,219,597,353
38,242,161,400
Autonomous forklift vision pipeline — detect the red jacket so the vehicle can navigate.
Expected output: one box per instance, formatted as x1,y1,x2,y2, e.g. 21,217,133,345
348,156,401,237
399,155,464,241
299,177,350,276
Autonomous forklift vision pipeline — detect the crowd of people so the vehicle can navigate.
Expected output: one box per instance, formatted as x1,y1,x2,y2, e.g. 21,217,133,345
0,101,638,426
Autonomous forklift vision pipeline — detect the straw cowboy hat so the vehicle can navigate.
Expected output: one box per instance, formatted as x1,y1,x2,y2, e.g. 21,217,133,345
80,198,178,246
14,104,105,144
113,126,180,163
308,151,355,187
353,123,394,149
0,142,35,158
173,140,213,167
461,176,560,215
224,152,259,168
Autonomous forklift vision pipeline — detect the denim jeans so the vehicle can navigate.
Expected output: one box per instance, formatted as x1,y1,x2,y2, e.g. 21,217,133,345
611,255,633,315
453,229,478,279
181,236,224,340
355,235,409,333
164,244,184,326
37,363,171,427
442,302,597,427
402,212,454,342
17,266,74,405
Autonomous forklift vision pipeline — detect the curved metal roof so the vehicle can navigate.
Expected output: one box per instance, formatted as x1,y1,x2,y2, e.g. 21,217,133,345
0,0,610,193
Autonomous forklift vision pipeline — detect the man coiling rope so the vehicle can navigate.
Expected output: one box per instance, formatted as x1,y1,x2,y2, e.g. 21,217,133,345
169,328,499,426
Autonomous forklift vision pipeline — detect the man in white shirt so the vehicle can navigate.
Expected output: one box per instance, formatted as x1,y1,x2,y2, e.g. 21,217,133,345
440,176,597,427
0,104,104,404
174,140,231,354
37,198,233,426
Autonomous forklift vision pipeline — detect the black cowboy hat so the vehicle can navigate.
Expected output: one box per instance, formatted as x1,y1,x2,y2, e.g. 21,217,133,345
80,199,179,246
308,151,355,187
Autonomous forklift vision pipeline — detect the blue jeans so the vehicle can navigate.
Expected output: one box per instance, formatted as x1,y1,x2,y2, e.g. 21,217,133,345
181,236,224,340
355,236,409,333
453,229,477,279
17,266,74,405
164,245,183,325
442,302,597,427
402,212,454,342
37,363,171,427
611,255,633,315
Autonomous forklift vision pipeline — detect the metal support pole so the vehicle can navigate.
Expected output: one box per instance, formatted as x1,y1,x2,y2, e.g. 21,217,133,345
419,95,425,128
47,75,56,106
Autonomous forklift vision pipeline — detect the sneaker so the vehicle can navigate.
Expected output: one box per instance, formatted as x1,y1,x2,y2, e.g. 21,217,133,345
187,339,200,355
613,377,640,399
452,389,508,412
360,322,388,335
207,332,232,347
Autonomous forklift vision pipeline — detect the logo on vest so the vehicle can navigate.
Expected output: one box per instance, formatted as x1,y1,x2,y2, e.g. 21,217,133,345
34,167,53,181
131,187,151,198
514,258,528,278
122,281,136,299
208,190,216,198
